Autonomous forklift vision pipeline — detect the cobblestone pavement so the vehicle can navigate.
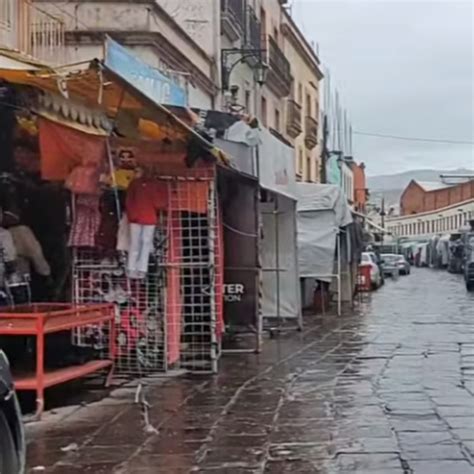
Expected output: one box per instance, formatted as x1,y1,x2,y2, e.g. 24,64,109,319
26,269,474,473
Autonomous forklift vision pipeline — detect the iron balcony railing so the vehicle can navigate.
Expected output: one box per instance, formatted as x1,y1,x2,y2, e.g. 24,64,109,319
304,115,319,149
24,1,66,65
0,0,19,50
0,0,66,65
221,0,245,38
245,5,261,50
286,99,302,138
268,35,291,86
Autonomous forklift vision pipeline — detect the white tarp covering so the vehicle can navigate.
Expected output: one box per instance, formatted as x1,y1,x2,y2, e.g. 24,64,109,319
296,184,352,281
225,121,297,199
261,195,300,320
257,128,297,199
224,119,300,320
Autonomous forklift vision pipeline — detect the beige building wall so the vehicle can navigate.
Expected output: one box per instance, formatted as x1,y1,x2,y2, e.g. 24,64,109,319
36,1,216,108
258,0,285,130
281,12,323,183
256,1,323,182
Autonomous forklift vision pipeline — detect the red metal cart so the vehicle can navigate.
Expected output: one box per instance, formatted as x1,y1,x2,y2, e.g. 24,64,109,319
0,303,115,419
357,264,373,292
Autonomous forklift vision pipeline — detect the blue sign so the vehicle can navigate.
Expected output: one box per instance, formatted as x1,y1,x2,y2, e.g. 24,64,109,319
105,37,187,107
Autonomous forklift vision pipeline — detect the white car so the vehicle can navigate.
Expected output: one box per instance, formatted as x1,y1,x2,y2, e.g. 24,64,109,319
361,252,383,289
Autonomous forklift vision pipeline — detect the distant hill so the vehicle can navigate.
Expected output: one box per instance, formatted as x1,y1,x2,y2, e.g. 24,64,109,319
368,168,473,205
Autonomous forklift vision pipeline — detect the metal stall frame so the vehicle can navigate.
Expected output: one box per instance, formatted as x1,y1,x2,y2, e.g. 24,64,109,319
220,167,262,355
261,191,303,336
72,170,221,377
300,231,343,317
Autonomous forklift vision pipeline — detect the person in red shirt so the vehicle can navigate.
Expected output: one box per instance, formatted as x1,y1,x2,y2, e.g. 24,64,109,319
125,172,168,278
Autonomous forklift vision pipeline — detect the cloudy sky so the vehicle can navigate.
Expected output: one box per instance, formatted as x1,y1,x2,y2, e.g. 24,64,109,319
293,0,473,176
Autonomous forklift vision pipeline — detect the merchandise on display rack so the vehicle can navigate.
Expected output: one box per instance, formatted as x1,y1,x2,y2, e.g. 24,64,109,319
71,163,223,376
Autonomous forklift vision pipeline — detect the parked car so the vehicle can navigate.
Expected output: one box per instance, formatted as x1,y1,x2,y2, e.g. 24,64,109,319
0,350,25,474
361,252,383,289
463,234,474,291
380,254,401,278
394,254,411,275
366,251,385,285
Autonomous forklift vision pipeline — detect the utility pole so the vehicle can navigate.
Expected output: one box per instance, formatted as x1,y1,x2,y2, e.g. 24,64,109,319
380,197,386,244
320,113,329,183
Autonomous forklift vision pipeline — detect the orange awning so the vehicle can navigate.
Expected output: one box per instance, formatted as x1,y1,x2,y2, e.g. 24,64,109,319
0,52,229,165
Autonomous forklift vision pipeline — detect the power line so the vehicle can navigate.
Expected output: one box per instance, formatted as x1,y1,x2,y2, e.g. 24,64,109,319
353,130,474,145
45,2,92,32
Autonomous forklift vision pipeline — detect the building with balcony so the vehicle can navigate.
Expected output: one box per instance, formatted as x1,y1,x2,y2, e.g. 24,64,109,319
0,0,66,65
36,0,217,108
281,8,323,182
35,0,324,183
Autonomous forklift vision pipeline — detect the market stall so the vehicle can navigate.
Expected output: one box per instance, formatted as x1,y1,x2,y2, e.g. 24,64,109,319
296,183,353,315
258,128,301,333
0,45,229,392
218,165,260,353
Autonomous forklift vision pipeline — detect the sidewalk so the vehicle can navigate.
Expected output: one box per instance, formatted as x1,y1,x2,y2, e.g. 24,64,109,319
26,269,474,473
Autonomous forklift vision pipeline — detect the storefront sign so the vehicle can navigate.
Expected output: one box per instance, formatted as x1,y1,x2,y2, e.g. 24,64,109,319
223,271,258,327
224,283,245,302
202,283,245,302
105,37,187,107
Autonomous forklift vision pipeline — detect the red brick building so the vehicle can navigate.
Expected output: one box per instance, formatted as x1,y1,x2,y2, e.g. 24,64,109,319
400,179,474,216
349,162,368,212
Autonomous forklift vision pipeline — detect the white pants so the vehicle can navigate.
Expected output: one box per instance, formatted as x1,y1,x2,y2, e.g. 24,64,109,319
127,223,155,274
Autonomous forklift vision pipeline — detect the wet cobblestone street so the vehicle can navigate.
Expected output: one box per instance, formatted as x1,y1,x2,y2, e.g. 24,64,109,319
26,269,474,473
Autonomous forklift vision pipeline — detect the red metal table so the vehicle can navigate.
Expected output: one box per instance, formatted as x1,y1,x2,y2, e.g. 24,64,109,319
0,303,116,419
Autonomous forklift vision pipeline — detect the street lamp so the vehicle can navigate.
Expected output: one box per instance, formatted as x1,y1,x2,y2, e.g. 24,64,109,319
221,48,268,91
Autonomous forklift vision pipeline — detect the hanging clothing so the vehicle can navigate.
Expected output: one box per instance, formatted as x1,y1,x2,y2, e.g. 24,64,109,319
107,169,136,190
38,118,106,180
9,225,51,276
172,181,209,215
126,178,168,226
96,192,120,250
68,195,101,248
0,227,16,262
127,223,155,275
117,214,131,252
0,227,16,288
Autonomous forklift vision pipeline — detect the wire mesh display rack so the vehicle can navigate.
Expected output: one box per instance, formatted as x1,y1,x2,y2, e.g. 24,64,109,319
72,169,222,376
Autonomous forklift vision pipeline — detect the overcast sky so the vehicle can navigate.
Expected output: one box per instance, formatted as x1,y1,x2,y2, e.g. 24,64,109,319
293,0,474,176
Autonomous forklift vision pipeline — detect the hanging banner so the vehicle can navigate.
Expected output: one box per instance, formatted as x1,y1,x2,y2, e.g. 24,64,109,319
326,153,342,186
257,127,297,199
104,37,187,107
222,179,259,329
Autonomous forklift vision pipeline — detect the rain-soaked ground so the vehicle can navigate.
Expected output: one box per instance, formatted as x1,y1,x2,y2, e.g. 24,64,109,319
25,268,474,473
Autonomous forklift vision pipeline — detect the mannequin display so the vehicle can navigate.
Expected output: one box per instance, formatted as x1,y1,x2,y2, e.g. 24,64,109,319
4,210,51,279
0,210,16,290
125,172,168,278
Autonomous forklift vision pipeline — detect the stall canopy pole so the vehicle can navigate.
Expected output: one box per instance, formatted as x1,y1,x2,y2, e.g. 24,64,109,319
275,195,281,329
208,179,218,374
105,137,122,222
337,231,342,316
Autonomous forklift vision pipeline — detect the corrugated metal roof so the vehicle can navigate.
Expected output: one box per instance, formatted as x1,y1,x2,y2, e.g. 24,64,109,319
415,180,452,192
